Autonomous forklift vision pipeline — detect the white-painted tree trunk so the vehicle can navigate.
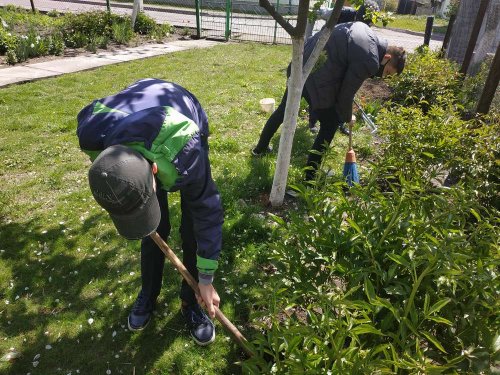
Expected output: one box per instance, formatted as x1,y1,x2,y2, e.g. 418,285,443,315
269,37,305,206
131,0,143,28
268,7,344,206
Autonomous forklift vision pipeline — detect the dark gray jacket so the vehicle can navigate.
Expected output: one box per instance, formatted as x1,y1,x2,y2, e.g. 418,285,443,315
304,22,387,122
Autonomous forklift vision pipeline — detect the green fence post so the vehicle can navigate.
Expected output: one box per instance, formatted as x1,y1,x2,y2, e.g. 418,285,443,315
106,0,111,13
225,0,231,41
195,0,201,38
273,0,280,44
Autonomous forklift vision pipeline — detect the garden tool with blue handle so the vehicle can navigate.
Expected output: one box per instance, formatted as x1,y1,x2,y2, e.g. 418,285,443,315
343,117,360,186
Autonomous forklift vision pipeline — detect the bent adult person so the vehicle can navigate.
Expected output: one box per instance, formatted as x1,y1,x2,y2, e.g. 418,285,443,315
77,79,224,346
252,22,406,181
305,0,381,135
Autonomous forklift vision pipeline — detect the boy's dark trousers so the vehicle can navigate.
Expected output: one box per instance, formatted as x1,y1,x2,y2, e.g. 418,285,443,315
139,183,199,308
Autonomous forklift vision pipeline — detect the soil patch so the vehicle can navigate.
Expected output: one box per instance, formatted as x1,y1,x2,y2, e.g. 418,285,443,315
357,78,392,102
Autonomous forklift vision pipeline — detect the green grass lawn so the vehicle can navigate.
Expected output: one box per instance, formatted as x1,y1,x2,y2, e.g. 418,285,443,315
0,43,376,374
379,14,449,34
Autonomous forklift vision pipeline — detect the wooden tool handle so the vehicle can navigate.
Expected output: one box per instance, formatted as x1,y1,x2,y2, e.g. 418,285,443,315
348,121,353,151
149,232,255,357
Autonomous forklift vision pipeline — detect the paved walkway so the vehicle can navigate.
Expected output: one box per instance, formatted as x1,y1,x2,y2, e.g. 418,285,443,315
0,39,220,87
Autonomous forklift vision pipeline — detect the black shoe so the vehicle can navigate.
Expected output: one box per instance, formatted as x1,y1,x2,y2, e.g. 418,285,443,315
127,292,155,331
338,123,351,136
251,145,273,156
181,303,215,346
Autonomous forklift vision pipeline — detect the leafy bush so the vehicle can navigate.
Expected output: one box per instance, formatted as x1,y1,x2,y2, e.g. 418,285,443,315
112,20,134,44
133,12,172,39
61,11,113,47
6,30,57,63
388,46,462,112
245,175,499,373
47,32,65,55
377,104,499,207
86,35,109,53
0,27,17,54
134,12,156,35
151,23,172,40
245,61,498,371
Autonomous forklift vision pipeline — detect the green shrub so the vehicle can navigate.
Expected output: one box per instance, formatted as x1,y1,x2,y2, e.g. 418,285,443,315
61,11,113,47
245,176,499,373
6,48,17,64
151,23,172,40
377,104,499,207
112,20,134,44
0,27,17,54
388,46,462,112
86,35,109,53
133,12,156,35
48,32,64,55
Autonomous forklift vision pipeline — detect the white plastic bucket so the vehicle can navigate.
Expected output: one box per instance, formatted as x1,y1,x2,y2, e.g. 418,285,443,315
259,98,275,113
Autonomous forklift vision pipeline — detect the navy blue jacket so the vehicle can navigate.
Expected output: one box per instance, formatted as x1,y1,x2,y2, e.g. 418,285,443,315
77,79,223,267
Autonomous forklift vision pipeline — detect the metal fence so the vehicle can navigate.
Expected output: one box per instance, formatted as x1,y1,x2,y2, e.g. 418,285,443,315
140,0,299,43
51,0,300,44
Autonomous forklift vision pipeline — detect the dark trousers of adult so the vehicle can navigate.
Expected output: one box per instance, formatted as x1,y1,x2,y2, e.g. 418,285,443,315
254,88,342,180
139,185,198,308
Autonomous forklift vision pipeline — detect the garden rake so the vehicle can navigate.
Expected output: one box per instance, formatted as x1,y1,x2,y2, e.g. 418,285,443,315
354,99,378,133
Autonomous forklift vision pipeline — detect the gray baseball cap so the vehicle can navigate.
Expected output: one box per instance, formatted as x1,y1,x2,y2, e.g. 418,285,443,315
88,145,161,240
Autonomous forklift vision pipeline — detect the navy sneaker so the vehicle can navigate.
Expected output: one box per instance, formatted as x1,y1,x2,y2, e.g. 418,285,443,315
127,292,155,331
181,303,215,346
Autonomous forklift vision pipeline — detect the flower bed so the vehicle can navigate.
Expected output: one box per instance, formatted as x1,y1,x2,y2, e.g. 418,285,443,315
0,6,172,64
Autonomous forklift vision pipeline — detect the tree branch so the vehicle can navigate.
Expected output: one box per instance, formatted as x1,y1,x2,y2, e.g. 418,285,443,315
303,0,345,77
292,0,310,38
259,0,295,36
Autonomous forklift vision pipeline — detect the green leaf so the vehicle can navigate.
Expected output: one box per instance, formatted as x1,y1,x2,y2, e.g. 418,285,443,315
346,218,362,234
268,213,285,226
428,298,451,315
470,208,482,222
427,316,453,326
351,324,383,336
422,151,435,158
387,253,411,268
402,317,419,336
421,331,447,353
424,293,430,315
364,277,376,301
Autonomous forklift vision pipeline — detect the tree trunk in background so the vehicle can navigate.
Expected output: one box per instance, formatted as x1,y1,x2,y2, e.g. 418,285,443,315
269,38,305,206
470,0,500,75
265,0,345,206
446,0,480,64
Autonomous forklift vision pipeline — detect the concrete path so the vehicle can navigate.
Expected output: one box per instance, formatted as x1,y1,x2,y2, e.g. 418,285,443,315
0,39,220,87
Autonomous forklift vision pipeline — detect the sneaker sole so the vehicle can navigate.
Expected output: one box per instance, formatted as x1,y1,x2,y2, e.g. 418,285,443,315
191,327,216,346
127,315,151,332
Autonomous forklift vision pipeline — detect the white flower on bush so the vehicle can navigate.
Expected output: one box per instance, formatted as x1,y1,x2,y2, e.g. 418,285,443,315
30,43,35,48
